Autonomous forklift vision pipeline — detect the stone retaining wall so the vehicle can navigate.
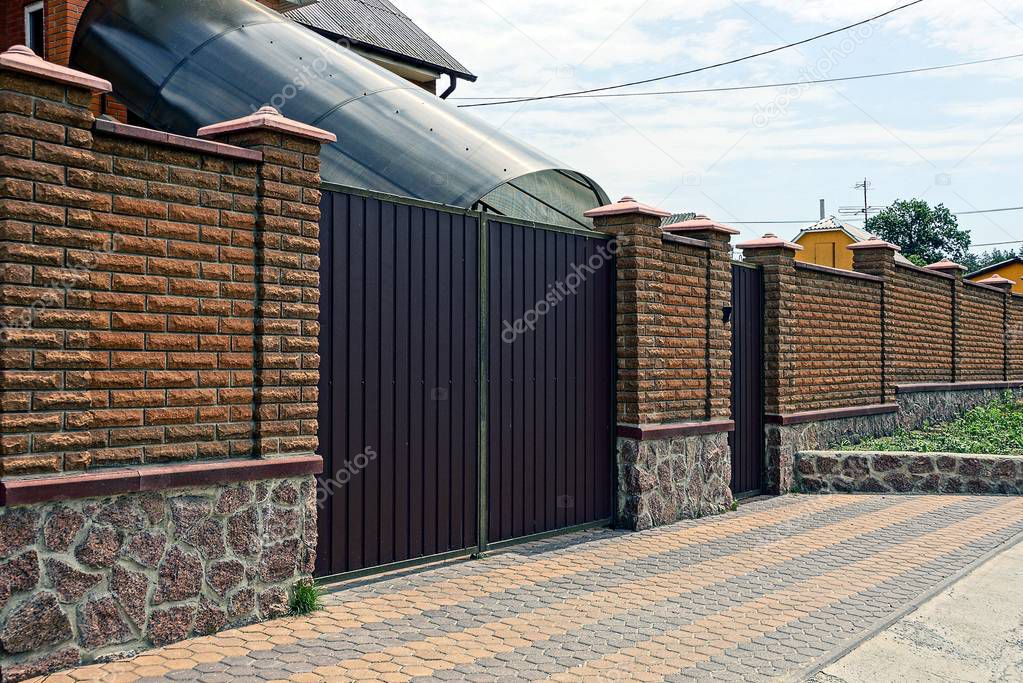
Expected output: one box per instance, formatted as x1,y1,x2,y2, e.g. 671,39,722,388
0,476,316,681
769,384,1023,493
795,451,1023,495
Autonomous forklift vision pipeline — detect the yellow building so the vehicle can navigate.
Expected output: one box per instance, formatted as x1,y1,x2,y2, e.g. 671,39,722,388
792,216,913,270
967,258,1023,294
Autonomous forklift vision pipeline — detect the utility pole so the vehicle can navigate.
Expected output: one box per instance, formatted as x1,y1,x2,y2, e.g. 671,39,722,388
839,178,881,221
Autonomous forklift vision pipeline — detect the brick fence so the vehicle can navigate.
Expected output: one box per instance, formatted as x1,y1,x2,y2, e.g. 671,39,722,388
0,48,328,680
740,235,1023,493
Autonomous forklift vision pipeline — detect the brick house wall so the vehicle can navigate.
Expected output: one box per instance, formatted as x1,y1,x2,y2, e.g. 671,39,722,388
0,48,328,681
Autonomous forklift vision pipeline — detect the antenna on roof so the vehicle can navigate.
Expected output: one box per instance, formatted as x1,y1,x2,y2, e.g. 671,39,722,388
839,178,882,221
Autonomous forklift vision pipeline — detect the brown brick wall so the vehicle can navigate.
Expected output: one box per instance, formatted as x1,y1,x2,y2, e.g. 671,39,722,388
958,282,1006,381
785,264,883,411
746,240,1016,419
889,264,954,384
0,64,322,479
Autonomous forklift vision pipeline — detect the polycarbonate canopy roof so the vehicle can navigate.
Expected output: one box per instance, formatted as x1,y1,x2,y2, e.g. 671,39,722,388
72,0,608,227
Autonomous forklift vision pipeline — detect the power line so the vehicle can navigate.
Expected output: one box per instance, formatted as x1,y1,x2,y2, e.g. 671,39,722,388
457,0,928,108
452,52,1023,101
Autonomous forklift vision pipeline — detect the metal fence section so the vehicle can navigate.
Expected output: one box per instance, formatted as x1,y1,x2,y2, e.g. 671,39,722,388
317,188,616,579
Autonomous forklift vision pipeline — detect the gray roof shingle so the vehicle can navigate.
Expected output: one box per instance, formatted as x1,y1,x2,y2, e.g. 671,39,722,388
285,0,476,81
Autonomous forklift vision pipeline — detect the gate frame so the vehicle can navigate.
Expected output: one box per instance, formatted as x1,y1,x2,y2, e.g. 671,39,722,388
316,182,617,583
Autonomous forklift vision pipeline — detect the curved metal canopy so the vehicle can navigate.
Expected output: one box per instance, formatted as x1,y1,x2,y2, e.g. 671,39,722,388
72,0,608,227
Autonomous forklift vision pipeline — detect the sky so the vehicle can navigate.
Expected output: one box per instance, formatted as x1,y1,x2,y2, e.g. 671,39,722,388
394,0,1023,250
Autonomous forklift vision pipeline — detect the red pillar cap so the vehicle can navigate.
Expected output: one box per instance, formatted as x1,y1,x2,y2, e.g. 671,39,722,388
978,274,1015,287
662,214,740,236
198,105,337,143
926,259,966,272
583,196,671,219
847,239,901,251
0,45,111,93
735,233,803,251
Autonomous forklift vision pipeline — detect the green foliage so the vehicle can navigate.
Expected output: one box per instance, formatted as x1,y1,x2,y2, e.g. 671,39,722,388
730,500,739,511
289,580,324,615
845,393,1023,455
865,199,971,265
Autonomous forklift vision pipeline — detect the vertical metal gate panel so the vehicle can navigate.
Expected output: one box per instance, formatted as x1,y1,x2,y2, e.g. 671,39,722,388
317,191,479,577
486,220,615,545
730,263,765,498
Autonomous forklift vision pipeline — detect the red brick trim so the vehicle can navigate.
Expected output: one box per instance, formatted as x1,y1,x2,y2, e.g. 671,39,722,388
765,404,898,426
0,455,323,506
617,419,735,440
661,233,709,249
94,119,264,162
794,261,884,283
895,381,1023,394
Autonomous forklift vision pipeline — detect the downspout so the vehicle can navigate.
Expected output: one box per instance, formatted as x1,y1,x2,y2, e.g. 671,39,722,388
439,74,458,99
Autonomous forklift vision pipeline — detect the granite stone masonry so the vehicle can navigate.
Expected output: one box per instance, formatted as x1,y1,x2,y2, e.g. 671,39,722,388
795,451,1023,495
0,476,316,681
616,432,733,530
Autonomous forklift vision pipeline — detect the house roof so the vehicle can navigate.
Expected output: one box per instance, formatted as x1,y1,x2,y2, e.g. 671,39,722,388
966,256,1023,279
662,212,696,226
285,0,476,81
793,216,914,265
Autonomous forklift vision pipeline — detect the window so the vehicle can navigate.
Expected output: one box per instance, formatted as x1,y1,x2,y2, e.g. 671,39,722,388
25,2,45,56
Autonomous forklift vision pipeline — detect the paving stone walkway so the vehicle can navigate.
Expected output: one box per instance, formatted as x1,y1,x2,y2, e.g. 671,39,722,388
33,494,1023,683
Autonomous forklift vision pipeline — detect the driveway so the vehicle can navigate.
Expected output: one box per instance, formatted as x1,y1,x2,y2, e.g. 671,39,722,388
33,494,1023,682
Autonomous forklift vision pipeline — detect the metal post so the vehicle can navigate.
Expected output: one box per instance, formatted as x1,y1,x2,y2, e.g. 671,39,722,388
474,211,490,558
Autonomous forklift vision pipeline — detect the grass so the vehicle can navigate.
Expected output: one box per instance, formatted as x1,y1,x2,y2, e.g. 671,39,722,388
289,580,324,616
841,392,1023,455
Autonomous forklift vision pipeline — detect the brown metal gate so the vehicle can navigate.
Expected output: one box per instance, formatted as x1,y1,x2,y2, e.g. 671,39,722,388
316,189,615,578
729,262,765,498
485,220,615,547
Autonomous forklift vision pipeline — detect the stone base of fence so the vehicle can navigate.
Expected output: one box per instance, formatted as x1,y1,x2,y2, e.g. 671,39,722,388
0,474,317,681
795,451,1023,495
615,424,733,530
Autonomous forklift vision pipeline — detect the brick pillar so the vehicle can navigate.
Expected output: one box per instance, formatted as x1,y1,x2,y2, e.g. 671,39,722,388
737,233,801,494
198,106,335,460
0,47,110,476
585,196,670,426
927,259,966,382
975,274,1014,381
850,239,900,403
584,198,736,529
662,215,738,421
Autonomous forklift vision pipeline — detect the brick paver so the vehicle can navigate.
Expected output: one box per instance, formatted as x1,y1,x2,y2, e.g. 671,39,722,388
32,494,1023,682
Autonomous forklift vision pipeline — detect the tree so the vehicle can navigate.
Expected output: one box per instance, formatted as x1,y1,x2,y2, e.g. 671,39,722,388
864,199,971,265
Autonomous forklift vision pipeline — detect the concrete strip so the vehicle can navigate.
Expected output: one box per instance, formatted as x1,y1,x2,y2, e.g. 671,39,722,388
810,538,1023,683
